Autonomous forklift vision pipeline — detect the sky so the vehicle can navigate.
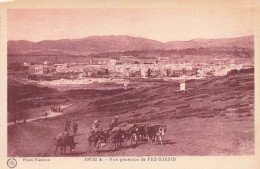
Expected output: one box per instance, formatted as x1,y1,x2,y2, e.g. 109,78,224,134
7,8,254,42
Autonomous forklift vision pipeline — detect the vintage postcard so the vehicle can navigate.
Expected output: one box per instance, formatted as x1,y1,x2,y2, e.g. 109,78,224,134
0,1,259,169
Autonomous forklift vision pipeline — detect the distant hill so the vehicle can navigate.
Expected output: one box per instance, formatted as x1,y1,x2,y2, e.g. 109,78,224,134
165,36,254,50
8,35,254,56
8,36,164,55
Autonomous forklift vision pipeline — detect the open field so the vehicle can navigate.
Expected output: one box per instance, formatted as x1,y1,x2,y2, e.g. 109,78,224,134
7,71,254,156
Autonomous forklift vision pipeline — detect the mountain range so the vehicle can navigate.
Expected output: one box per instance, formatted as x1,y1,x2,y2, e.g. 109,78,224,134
8,35,254,56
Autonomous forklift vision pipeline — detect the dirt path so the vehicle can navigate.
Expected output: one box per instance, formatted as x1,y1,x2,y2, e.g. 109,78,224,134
8,104,72,126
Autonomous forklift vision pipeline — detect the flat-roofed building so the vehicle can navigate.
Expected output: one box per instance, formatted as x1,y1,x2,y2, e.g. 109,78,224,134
91,57,110,65
28,65,44,75
157,57,169,64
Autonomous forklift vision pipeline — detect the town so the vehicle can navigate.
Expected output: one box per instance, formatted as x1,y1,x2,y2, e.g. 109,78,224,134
16,55,253,81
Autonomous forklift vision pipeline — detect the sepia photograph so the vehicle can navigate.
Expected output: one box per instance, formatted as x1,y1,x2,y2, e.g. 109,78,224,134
7,8,254,157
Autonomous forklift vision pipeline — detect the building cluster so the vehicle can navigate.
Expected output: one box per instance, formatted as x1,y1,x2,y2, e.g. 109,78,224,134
22,55,254,80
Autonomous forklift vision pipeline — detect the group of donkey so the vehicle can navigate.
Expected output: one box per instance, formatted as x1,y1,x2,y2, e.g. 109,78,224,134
88,122,167,152
54,122,167,154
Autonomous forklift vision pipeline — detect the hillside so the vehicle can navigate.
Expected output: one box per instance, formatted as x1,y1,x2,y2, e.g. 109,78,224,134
8,35,254,56
8,79,57,121
8,70,254,156
66,70,254,122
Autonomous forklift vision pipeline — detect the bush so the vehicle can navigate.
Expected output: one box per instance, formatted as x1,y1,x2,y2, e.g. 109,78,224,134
227,69,239,75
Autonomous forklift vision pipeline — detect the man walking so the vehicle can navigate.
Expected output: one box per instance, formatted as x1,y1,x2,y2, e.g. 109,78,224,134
73,121,78,135
64,119,71,132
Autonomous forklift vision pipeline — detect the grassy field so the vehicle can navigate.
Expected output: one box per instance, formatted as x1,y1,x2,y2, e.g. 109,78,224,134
8,71,254,156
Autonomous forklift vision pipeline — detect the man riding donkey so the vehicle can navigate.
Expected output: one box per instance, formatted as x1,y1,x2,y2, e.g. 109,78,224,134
88,116,120,151
88,120,107,148
110,116,119,129
55,119,77,154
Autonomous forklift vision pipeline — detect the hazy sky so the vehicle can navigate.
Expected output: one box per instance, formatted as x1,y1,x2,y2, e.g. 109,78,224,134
8,8,254,42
